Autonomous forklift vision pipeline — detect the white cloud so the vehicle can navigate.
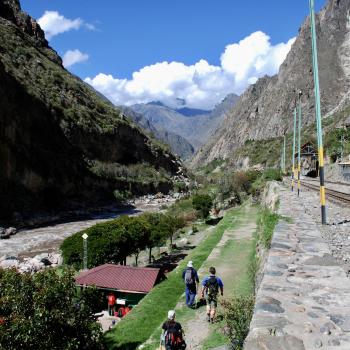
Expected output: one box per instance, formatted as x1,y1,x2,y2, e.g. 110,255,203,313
63,49,89,68
38,11,95,40
85,31,295,110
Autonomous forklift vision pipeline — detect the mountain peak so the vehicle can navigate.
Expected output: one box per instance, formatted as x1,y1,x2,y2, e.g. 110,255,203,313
147,101,166,107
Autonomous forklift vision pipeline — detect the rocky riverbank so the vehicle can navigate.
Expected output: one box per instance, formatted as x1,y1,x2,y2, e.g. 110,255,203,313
0,192,184,267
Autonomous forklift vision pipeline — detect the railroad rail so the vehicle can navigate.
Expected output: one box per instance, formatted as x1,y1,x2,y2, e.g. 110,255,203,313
303,178,350,187
300,180,350,205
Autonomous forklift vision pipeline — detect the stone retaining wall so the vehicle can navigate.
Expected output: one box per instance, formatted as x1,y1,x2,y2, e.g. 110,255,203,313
244,184,350,350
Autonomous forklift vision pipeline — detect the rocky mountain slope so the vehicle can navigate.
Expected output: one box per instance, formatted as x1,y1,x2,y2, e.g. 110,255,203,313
192,0,350,166
120,106,195,159
131,93,239,150
0,0,183,223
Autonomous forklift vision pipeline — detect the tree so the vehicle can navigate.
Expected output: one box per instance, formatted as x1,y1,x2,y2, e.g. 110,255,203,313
141,213,168,263
61,213,185,268
126,216,151,266
192,194,213,219
0,268,103,350
158,214,185,247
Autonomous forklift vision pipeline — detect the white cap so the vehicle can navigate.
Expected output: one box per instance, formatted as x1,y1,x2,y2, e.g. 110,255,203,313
187,261,193,268
168,310,175,320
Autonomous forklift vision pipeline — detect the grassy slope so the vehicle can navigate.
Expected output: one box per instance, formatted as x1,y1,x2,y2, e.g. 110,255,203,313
104,207,242,349
141,206,257,350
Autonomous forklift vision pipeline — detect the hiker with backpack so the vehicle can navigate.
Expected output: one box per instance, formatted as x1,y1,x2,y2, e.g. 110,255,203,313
160,310,186,350
182,260,199,308
201,266,224,323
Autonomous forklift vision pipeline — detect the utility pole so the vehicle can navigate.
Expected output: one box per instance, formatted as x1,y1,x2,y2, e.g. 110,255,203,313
309,0,326,224
82,233,88,270
281,146,284,170
291,108,297,192
297,91,302,197
283,134,286,174
340,131,344,161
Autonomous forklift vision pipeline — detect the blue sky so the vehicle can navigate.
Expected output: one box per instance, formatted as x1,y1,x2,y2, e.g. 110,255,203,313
21,0,326,109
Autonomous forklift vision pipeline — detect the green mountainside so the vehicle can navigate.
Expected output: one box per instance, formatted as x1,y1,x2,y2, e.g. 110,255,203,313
0,0,183,223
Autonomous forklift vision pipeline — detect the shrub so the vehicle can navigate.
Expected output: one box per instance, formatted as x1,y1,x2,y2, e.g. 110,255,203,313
233,170,261,194
174,181,187,193
262,168,282,182
0,268,103,350
221,294,255,350
192,194,213,218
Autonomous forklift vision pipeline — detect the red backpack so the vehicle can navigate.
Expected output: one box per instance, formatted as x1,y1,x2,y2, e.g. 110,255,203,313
164,322,185,349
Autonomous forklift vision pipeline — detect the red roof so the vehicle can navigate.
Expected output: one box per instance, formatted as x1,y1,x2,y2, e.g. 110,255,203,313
75,264,160,293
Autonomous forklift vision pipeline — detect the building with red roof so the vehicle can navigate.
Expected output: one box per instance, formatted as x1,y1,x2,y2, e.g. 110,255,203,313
75,264,162,307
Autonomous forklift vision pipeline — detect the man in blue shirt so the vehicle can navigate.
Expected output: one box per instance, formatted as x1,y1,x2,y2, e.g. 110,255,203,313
182,260,199,308
201,266,224,323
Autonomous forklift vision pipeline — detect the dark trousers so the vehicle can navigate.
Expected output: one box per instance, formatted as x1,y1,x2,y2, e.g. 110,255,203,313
185,286,196,306
108,304,114,316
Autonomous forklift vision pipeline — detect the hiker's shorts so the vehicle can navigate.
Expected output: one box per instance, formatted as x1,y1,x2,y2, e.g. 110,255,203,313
205,295,217,308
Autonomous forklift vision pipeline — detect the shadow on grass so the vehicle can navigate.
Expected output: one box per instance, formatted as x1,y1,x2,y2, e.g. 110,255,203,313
103,337,141,350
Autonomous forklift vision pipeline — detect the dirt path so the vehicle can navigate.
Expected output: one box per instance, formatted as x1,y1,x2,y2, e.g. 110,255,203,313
180,206,257,350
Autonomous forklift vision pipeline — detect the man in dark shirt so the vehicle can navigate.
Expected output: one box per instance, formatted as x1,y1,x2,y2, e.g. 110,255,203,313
182,260,199,308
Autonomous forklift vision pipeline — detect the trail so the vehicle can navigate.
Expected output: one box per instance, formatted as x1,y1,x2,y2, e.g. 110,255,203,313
179,206,257,350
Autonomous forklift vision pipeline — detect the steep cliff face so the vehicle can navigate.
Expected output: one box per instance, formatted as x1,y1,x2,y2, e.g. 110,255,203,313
193,0,350,166
0,0,182,222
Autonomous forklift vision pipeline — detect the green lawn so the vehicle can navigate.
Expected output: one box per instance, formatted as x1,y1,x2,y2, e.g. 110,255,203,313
104,208,242,349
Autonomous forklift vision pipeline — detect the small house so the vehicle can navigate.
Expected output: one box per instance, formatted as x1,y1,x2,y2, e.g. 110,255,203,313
294,142,318,177
75,264,162,307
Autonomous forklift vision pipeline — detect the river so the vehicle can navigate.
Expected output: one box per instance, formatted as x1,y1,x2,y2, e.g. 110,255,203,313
0,197,174,260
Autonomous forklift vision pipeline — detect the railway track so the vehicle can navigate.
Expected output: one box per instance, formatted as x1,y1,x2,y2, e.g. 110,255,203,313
300,180,350,205
303,178,350,187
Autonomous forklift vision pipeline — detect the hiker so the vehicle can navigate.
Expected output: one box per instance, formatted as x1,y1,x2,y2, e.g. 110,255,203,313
182,260,199,308
107,292,116,316
201,266,224,323
160,310,186,350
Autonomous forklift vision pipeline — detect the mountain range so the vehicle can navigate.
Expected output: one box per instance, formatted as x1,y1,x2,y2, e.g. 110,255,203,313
192,0,350,166
130,93,239,153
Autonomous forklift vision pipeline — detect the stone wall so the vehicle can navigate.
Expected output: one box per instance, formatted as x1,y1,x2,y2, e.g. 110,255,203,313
244,184,350,349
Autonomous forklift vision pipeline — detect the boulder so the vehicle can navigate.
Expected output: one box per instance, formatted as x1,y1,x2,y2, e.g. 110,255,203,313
28,258,44,272
5,227,17,236
48,253,63,265
33,253,49,261
0,257,19,269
